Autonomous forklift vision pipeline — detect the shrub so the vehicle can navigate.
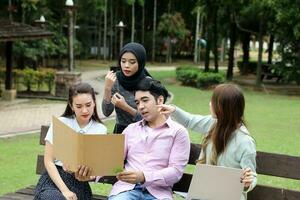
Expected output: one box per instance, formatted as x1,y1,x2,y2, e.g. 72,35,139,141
196,72,225,87
0,67,56,93
176,66,200,86
237,61,267,74
176,65,225,88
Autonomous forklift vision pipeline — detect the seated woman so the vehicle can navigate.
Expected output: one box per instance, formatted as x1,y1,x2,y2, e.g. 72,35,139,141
34,82,107,200
158,83,257,200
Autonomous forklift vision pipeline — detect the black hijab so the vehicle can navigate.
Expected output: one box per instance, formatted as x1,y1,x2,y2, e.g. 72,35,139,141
116,42,151,91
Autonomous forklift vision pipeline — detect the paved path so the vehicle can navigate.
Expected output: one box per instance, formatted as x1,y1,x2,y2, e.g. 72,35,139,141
0,67,176,137
0,70,108,137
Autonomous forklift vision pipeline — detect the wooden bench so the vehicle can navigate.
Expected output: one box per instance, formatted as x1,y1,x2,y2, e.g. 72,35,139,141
1,125,300,200
260,64,283,83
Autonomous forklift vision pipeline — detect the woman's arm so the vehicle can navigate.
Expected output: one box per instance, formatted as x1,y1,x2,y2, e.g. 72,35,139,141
102,71,116,117
158,105,215,134
44,142,77,200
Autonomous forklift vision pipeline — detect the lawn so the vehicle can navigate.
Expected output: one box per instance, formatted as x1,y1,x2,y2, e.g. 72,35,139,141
0,70,299,197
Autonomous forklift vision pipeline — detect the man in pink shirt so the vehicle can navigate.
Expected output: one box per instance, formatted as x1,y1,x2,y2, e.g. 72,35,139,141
108,78,190,200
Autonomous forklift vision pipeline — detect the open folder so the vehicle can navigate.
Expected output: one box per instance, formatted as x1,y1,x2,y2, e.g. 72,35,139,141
52,116,124,176
187,164,244,200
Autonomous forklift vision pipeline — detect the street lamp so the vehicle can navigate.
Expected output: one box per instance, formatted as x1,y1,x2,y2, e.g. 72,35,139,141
34,15,47,28
65,0,77,71
116,21,126,51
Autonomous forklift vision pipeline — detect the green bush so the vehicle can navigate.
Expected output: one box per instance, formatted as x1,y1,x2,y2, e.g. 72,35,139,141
176,66,200,86
237,61,268,74
0,67,56,93
176,65,225,88
271,62,300,85
196,72,225,87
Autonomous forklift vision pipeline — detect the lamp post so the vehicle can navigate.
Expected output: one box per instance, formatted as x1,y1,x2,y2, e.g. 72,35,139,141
65,0,77,71
116,21,126,51
54,0,81,98
34,15,48,68
34,15,46,28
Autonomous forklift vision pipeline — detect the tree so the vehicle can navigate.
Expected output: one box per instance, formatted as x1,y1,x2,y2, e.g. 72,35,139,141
126,0,136,42
157,12,189,63
152,0,157,62
271,0,300,84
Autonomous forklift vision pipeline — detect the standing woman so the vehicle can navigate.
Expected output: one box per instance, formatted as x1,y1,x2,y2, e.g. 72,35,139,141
158,84,257,200
102,42,151,133
34,83,107,200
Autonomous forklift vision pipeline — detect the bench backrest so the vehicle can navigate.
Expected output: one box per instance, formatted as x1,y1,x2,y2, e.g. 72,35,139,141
36,126,300,199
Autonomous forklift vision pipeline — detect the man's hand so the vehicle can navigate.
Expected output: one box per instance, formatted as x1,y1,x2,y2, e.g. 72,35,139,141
116,171,145,184
75,165,94,182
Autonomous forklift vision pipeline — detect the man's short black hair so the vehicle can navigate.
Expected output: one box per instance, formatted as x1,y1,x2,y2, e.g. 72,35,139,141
136,77,169,103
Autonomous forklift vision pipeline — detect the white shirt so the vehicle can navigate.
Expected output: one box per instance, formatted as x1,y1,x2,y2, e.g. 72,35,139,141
45,116,107,166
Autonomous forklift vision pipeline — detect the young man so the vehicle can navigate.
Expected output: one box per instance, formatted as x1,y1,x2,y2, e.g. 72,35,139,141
108,78,190,200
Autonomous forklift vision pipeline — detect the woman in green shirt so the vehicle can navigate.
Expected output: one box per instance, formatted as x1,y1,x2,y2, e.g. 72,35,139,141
158,83,257,200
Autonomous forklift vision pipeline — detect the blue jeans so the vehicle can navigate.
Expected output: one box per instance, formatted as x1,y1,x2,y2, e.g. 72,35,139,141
108,184,157,200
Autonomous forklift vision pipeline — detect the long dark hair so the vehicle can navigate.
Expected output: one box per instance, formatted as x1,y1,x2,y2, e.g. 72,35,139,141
61,82,102,123
199,84,245,165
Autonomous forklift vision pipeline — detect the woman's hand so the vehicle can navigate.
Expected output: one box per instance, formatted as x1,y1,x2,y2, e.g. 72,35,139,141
62,190,77,200
104,71,116,90
75,165,93,182
241,168,255,189
157,104,176,115
116,170,145,184
111,93,127,109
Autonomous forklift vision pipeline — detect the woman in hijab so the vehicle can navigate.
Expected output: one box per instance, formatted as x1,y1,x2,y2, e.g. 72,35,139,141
102,42,151,133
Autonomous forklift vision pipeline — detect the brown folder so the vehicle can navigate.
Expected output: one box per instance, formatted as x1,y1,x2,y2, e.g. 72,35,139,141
52,116,124,176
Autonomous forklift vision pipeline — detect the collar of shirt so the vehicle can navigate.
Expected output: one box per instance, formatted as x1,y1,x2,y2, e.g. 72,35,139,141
72,117,94,134
138,116,172,129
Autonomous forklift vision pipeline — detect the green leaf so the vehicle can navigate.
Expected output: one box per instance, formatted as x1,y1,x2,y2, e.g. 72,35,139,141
112,166,123,174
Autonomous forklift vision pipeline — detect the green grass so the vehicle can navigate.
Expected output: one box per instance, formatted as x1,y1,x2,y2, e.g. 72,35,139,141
0,134,43,195
1,70,300,198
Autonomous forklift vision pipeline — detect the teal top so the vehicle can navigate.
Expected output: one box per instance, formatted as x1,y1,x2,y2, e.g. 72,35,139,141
171,107,257,200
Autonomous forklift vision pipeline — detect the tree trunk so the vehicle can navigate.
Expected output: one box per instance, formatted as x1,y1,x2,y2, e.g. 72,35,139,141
103,0,108,61
141,3,145,44
152,0,157,62
97,14,102,60
194,7,200,64
204,9,212,72
109,0,113,60
227,14,236,80
241,32,250,75
166,36,172,63
267,34,274,64
213,6,219,72
131,2,135,42
256,19,264,86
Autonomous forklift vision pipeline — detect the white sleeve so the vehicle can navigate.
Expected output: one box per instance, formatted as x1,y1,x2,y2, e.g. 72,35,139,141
44,123,53,144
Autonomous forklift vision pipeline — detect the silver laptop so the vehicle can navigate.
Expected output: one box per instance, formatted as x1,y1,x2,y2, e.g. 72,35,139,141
186,164,244,200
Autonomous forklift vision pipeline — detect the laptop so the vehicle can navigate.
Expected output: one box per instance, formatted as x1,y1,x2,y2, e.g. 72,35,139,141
186,164,244,200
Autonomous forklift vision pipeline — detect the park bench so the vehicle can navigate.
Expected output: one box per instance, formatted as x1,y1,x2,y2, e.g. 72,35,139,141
260,64,283,83
1,125,300,200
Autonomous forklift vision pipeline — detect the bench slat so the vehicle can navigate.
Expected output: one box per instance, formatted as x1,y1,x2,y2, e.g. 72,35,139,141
172,173,192,192
256,151,300,180
248,184,300,200
188,143,201,165
36,155,45,175
39,125,48,145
